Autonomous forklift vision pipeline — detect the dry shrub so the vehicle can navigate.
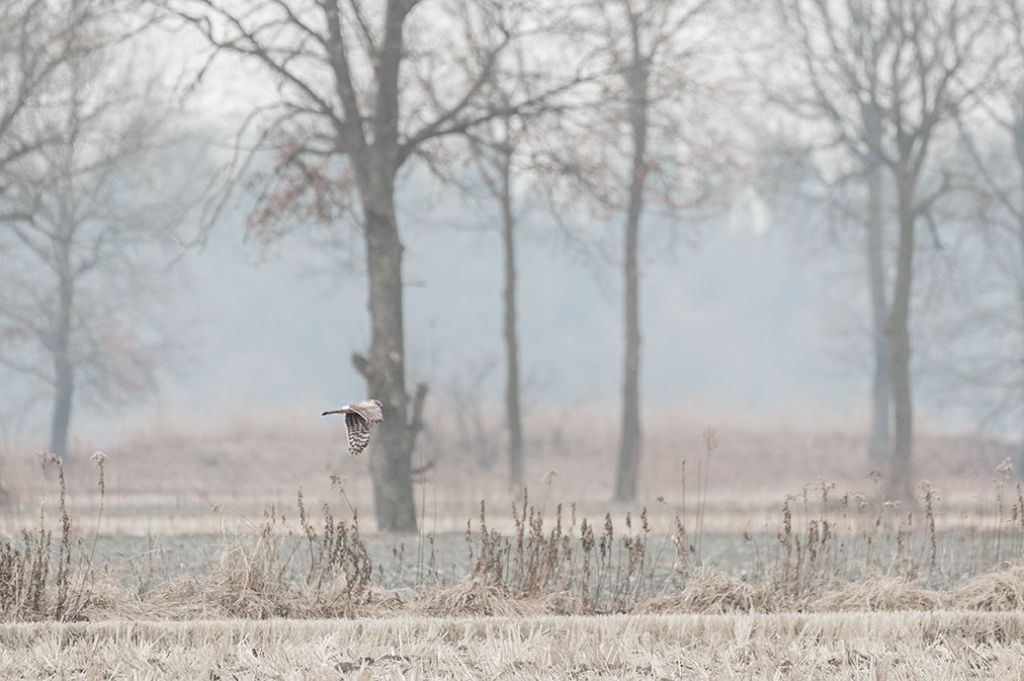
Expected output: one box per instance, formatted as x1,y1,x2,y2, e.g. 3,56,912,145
14,455,1024,624
67,580,155,620
416,581,543,617
465,494,660,613
205,542,295,619
532,589,588,615
810,577,942,612
199,499,374,619
0,526,51,620
0,456,99,622
953,565,1024,611
644,568,784,614
139,579,215,620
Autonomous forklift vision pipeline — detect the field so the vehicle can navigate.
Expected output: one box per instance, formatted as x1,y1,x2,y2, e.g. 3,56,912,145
2,412,1024,678
5,612,1024,679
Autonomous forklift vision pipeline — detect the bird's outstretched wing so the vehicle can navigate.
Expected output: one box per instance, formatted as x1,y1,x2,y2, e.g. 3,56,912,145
322,399,382,456
345,411,372,456
349,399,383,423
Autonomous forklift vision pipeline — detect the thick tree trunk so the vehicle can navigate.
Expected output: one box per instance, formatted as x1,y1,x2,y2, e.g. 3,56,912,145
340,0,427,533
49,277,74,463
884,191,915,504
359,178,418,532
614,63,648,503
499,155,524,489
865,154,890,468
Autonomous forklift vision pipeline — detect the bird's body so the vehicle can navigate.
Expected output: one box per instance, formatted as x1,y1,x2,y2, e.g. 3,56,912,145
322,399,383,456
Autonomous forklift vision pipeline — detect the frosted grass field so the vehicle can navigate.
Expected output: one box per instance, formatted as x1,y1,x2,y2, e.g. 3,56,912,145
4,612,1024,679
5,424,1024,677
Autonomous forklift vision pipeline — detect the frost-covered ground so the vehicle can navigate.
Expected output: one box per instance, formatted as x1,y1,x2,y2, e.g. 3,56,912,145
4,612,1024,679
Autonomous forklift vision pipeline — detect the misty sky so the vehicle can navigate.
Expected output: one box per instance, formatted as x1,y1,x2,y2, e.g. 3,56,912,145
1,23,999,450
109,175,868,438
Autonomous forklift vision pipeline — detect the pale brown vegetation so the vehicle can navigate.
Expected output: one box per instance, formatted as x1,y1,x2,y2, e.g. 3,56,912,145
6,428,1024,681
3,409,1012,508
7,458,1024,623
3,436,1024,678
4,612,1024,679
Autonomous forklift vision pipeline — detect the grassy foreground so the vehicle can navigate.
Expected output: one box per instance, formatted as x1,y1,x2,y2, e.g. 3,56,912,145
2,611,1024,679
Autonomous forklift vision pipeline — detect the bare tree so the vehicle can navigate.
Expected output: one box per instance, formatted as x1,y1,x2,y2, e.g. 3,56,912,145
771,0,1000,501
436,18,593,490
0,1,73,198
954,0,1024,470
769,0,896,468
162,0,580,530
427,38,564,490
458,83,563,489
465,114,529,488
0,7,197,462
0,1,76,493
545,0,727,502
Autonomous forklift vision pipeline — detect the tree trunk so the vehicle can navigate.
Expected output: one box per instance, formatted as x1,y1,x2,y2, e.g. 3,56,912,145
1017,221,1024,477
1007,124,1024,476
49,276,74,463
884,187,915,504
614,62,648,503
1019,281,1024,477
1015,132,1024,477
865,151,890,468
359,177,418,532
499,153,524,489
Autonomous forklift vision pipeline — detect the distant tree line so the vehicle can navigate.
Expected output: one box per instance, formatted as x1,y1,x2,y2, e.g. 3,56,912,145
2,0,1024,529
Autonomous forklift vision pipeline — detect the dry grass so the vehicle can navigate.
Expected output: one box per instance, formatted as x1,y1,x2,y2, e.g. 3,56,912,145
11,510,1024,621
2,407,1015,528
4,612,1024,679
953,565,1024,611
810,577,943,612
4,429,1024,677
9,451,1024,622
0,455,101,622
644,568,788,614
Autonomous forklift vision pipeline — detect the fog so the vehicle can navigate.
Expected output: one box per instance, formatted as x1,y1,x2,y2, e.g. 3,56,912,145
153,189,856,417
10,171,973,443
2,0,1021,528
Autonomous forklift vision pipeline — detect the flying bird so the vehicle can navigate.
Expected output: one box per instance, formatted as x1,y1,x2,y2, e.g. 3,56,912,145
322,399,383,456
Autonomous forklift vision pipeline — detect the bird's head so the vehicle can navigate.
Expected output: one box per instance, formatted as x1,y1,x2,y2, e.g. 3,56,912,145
371,399,383,410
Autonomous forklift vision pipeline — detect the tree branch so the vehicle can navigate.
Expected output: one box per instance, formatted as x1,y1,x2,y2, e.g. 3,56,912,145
408,381,428,433
321,0,368,158
0,354,54,386
398,74,588,164
351,351,370,379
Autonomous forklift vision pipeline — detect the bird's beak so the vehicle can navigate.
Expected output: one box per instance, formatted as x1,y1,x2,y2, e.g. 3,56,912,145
322,410,340,416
